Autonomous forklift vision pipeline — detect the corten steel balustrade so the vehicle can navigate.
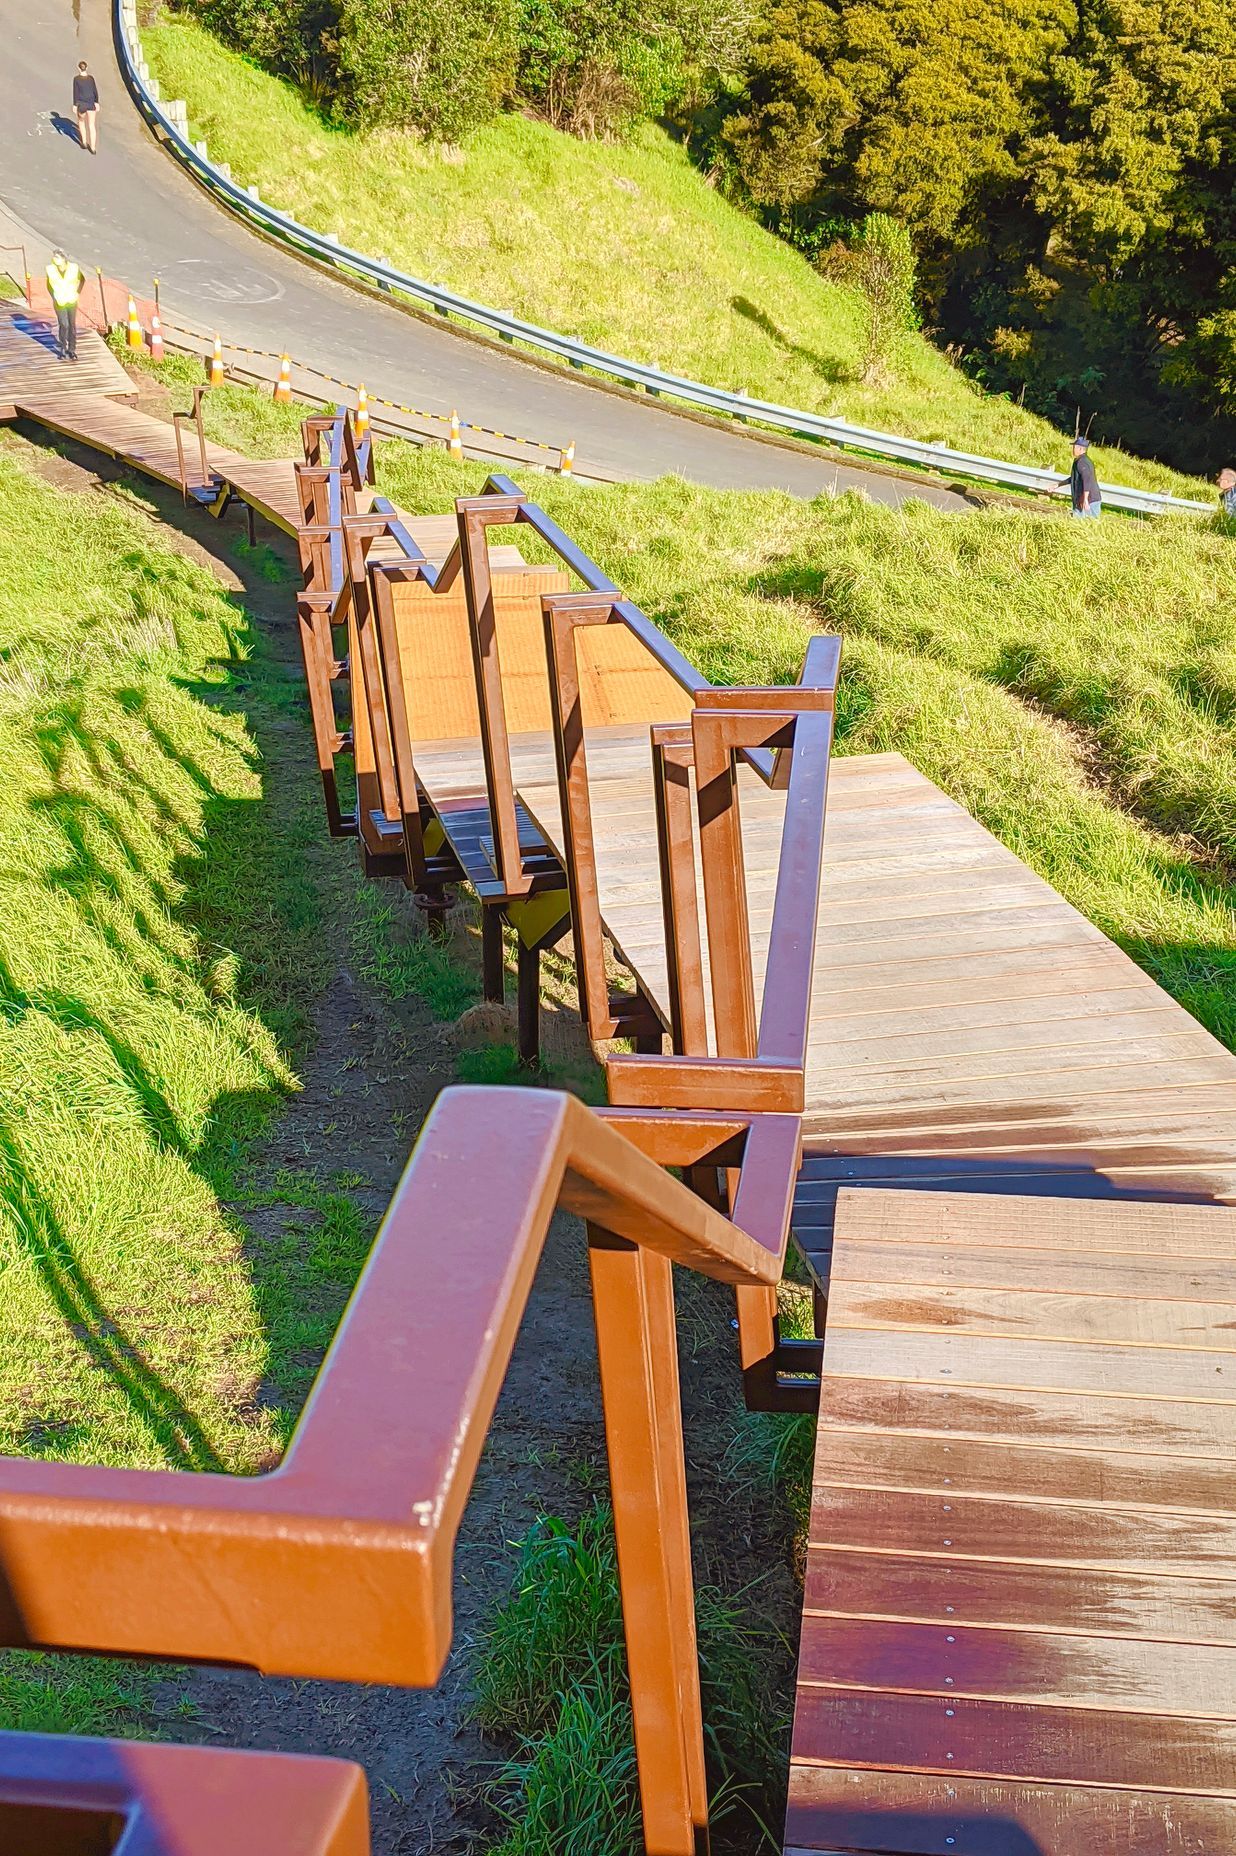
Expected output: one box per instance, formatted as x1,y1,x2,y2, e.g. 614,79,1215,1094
293,424,578,1051
543,597,841,1407
324,471,829,1067
0,1085,800,1856
294,412,377,840
305,463,839,1395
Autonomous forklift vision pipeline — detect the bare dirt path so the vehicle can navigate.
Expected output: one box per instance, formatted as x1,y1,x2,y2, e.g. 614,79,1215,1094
10,414,801,1853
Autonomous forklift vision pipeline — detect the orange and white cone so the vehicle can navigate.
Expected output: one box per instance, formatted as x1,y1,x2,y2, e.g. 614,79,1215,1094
126,294,143,349
354,383,369,441
448,409,463,460
273,352,292,404
559,439,576,478
148,309,164,363
207,334,224,388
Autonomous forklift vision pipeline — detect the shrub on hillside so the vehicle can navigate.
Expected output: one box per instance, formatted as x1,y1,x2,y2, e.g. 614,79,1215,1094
335,0,517,136
853,213,919,385
516,0,747,139
200,0,340,94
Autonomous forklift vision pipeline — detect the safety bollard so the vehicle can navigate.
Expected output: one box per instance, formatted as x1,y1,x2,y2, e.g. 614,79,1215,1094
273,353,292,404
208,335,224,388
126,295,143,349
355,384,370,441
448,409,463,461
559,440,576,478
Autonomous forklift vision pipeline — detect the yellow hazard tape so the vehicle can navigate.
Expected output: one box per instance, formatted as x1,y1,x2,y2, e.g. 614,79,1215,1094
159,318,564,455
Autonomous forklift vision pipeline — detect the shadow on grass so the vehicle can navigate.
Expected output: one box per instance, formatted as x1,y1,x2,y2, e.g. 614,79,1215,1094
0,512,329,1465
731,296,852,387
0,1115,226,1472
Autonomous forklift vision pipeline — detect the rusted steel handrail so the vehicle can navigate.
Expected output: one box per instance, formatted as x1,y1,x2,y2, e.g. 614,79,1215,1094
605,641,839,1410
0,1730,368,1854
542,588,664,1044
608,634,841,1110
483,474,780,784
0,1090,787,1668
293,412,398,845
0,1087,795,1856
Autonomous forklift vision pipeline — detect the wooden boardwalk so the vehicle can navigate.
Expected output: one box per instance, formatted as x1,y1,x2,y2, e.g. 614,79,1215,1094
0,316,465,560
7,385,1236,1848
787,1186,1236,1855
408,728,1236,1229
0,307,134,417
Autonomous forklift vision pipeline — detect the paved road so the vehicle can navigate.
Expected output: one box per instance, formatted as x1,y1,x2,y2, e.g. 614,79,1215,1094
0,0,972,508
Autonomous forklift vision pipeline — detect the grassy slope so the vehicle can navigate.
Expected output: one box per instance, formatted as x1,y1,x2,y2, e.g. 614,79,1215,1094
0,437,355,1730
142,18,1208,501
0,445,292,1478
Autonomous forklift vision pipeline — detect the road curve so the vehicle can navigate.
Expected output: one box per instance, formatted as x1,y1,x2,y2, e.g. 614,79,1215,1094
1,0,972,509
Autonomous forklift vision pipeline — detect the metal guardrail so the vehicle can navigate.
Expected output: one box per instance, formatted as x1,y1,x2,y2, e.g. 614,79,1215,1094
114,0,1214,519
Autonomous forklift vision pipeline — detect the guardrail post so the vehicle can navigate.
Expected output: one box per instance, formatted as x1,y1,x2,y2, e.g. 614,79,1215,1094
589,1228,709,1856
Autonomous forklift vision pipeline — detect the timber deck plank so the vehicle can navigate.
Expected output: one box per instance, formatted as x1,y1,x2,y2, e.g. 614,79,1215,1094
0,309,134,414
787,1187,1236,1855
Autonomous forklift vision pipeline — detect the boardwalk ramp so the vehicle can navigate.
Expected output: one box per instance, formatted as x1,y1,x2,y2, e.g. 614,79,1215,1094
788,1186,1236,1855
0,306,134,417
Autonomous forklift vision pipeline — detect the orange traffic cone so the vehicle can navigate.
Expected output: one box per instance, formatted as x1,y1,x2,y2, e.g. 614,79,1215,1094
355,383,369,441
148,310,164,363
207,334,224,388
126,294,143,350
273,353,292,404
559,439,576,478
448,409,463,461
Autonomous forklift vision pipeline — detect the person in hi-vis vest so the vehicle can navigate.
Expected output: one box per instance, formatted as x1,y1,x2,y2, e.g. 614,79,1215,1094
46,250,83,362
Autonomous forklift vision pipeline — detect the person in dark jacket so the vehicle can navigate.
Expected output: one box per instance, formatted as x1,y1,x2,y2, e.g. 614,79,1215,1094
1069,437,1101,519
1220,467,1236,520
73,61,99,154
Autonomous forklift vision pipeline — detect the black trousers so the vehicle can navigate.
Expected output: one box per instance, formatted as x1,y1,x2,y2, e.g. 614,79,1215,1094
55,303,77,359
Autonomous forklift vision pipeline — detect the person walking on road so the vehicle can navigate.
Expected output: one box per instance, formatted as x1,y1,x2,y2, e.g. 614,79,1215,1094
1220,467,1236,520
1069,436,1101,519
73,60,99,153
46,249,83,361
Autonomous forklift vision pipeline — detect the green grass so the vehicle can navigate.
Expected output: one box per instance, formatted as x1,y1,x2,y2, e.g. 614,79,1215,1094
107,341,314,458
0,438,307,1478
475,1504,787,1853
141,16,1209,501
0,435,335,1733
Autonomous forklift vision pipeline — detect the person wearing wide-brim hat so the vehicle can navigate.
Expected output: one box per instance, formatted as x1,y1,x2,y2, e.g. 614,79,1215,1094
1068,436,1101,519
1219,466,1236,521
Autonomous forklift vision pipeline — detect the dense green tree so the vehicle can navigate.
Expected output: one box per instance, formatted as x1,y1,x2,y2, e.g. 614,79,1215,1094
336,0,518,135
725,0,1075,241
200,0,341,92
1029,0,1235,271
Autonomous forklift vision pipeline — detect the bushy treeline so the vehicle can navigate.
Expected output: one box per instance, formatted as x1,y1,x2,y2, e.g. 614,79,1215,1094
711,0,1235,469
196,0,748,141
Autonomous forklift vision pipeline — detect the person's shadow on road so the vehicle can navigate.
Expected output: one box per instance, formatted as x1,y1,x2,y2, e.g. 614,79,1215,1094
50,111,82,146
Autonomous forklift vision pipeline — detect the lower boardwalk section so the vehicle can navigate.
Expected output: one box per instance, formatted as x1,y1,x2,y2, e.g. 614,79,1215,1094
788,1187,1236,1856
0,307,134,416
